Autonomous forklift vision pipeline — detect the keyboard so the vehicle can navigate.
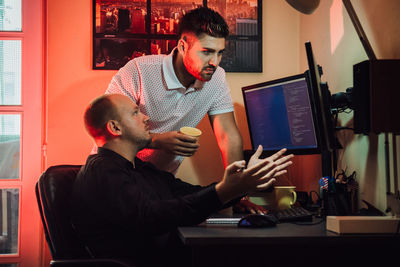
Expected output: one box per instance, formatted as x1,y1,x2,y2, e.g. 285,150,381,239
205,207,313,225
272,206,313,222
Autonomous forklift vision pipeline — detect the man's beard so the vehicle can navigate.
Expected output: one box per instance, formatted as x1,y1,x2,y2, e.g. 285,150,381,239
136,135,152,151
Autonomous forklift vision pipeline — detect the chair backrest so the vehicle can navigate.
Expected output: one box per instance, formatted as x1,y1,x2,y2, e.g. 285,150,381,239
36,165,90,259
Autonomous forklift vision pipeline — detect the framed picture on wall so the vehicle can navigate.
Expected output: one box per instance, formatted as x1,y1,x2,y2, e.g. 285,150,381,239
93,0,262,72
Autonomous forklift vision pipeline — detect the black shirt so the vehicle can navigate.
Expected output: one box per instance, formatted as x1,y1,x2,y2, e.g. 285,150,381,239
71,147,224,265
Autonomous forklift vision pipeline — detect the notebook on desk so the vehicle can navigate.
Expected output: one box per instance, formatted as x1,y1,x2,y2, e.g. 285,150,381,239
205,213,245,225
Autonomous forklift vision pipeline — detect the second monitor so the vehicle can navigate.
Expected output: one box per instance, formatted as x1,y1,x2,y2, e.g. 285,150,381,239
242,72,333,156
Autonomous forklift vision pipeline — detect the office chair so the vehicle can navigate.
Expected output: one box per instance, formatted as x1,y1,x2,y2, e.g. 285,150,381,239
36,165,134,267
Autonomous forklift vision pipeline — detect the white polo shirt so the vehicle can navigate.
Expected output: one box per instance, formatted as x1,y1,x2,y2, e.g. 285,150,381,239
106,49,234,173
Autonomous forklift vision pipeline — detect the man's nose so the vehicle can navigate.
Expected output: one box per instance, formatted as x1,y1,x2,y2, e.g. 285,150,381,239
209,54,219,67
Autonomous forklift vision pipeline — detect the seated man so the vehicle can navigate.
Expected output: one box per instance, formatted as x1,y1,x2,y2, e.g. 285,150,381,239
71,94,293,267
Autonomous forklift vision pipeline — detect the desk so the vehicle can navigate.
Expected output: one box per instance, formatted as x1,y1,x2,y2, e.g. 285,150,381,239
178,219,399,267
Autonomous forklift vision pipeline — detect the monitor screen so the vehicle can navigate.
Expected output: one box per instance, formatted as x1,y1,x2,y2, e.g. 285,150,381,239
242,73,321,155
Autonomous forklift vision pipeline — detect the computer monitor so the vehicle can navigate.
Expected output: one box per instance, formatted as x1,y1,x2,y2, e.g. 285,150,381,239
242,43,335,156
243,73,319,156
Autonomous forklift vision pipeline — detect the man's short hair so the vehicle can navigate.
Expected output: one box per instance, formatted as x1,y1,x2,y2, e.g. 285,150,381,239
84,95,119,139
177,7,229,39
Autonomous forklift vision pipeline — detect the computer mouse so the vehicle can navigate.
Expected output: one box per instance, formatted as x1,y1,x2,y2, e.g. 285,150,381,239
237,214,278,228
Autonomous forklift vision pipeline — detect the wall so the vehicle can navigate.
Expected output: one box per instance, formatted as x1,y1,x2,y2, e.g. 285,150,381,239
47,0,114,166
299,0,400,212
48,0,322,192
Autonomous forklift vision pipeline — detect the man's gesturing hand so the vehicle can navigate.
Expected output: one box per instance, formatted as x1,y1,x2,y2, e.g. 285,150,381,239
215,146,294,204
248,145,294,190
215,158,276,204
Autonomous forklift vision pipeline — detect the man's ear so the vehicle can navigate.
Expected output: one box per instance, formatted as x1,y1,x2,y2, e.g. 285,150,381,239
177,37,187,54
106,120,122,136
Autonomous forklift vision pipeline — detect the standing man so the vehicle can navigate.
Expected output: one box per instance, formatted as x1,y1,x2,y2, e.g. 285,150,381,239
106,7,260,212
107,7,240,172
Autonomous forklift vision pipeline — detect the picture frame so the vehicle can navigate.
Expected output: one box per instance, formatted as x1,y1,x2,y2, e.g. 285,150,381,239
93,0,262,72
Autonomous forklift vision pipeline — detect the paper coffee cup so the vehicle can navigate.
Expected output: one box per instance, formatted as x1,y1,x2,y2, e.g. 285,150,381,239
179,126,202,137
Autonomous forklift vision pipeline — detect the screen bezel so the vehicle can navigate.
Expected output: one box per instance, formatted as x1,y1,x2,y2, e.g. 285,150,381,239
242,73,324,156
305,41,335,152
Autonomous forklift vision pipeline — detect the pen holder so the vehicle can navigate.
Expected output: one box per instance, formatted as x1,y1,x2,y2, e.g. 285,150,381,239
322,184,356,216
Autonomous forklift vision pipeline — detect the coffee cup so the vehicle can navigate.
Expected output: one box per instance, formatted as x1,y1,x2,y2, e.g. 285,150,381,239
274,186,297,210
179,126,202,138
250,186,297,210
